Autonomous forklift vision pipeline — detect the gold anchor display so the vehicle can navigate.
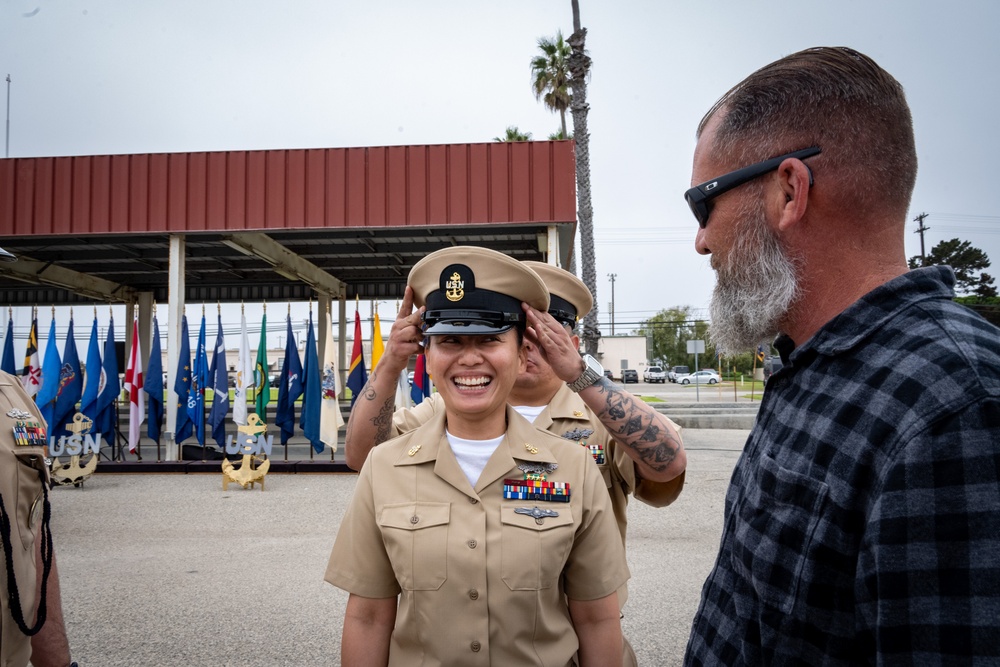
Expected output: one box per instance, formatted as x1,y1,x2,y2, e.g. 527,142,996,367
445,271,464,302
50,413,99,488
221,414,270,491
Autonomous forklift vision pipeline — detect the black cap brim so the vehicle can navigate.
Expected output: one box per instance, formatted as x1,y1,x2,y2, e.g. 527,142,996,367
421,308,523,336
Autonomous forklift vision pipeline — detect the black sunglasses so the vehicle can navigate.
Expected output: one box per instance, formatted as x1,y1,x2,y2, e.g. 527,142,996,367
685,146,821,228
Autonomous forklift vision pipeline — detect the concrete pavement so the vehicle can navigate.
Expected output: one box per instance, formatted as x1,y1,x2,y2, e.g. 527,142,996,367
49,427,750,666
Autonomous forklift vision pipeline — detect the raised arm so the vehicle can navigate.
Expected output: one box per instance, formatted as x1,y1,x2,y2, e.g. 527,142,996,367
525,305,686,485
343,287,425,470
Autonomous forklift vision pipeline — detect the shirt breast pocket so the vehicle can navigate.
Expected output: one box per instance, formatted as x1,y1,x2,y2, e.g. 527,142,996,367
500,505,575,591
378,502,450,591
731,453,829,615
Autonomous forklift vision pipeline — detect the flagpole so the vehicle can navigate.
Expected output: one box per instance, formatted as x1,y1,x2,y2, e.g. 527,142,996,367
200,303,207,461
308,299,314,462
5,74,10,158
285,302,290,463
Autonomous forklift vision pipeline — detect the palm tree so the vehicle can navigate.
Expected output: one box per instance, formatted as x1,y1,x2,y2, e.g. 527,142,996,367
567,1,599,355
494,126,533,142
548,129,572,140
530,32,572,139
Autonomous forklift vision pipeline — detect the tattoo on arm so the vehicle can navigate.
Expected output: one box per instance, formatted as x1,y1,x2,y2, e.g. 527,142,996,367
592,379,681,473
371,395,395,444
361,368,380,402
354,368,397,445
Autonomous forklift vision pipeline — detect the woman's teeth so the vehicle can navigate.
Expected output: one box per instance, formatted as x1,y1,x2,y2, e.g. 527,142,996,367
454,376,490,387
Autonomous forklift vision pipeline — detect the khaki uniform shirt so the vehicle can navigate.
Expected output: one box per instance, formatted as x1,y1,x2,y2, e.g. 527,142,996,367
394,385,686,547
327,406,629,667
0,372,50,667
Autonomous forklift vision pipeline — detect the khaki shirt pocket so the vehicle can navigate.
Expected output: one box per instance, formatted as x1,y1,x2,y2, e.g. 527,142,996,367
500,505,575,591
378,502,450,591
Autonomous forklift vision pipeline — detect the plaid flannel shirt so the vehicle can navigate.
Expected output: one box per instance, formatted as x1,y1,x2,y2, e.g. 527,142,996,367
686,267,1000,665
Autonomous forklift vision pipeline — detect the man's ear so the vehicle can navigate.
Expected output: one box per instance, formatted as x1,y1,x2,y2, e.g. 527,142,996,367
776,157,812,232
571,334,581,349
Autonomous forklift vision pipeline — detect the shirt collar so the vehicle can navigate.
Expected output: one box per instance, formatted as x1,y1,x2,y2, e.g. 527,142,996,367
783,266,956,362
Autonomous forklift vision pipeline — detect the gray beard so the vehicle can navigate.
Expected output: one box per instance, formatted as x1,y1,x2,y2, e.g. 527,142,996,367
708,203,800,356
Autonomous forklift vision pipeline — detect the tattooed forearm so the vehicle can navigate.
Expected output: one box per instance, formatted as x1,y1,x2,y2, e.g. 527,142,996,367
589,379,682,474
370,394,396,445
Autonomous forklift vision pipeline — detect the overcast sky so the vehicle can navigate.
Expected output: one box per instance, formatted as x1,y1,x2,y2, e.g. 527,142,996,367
3,0,999,353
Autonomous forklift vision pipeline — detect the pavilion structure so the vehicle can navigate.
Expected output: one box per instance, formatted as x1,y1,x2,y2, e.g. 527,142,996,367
0,141,578,460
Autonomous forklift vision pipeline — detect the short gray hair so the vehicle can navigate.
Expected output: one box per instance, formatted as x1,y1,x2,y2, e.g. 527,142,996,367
698,47,917,218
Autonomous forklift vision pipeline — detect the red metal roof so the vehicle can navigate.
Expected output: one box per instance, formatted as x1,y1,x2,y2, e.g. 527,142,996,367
0,141,577,236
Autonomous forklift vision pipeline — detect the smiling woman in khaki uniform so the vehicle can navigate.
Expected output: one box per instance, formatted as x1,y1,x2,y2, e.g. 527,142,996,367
326,246,629,667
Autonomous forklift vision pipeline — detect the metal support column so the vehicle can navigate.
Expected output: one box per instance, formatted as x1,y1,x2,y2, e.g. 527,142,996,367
165,235,186,461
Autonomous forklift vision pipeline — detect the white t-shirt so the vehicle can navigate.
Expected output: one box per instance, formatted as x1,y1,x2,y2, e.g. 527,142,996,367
512,404,546,424
447,431,505,488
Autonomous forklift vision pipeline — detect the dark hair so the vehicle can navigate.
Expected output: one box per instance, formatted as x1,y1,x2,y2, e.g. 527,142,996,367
699,47,917,217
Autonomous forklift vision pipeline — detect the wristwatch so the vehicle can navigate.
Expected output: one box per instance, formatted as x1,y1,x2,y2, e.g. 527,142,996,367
568,354,604,393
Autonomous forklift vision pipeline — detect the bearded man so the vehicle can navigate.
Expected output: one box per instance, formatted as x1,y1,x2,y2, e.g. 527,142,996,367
683,46,1000,665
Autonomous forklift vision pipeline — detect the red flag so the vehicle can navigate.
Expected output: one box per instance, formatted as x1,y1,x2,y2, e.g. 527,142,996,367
124,318,145,453
346,308,367,407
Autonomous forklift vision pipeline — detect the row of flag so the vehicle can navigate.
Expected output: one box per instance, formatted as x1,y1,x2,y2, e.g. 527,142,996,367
4,303,432,456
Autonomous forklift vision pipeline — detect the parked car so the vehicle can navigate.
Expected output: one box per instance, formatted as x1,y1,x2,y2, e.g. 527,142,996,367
622,369,639,383
678,369,721,385
603,369,614,380
763,356,783,384
668,365,690,383
643,366,666,383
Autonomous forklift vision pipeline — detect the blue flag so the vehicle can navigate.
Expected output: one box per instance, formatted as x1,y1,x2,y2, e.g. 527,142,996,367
144,316,164,443
173,315,193,444
188,314,209,446
53,318,83,439
275,315,302,445
1,318,15,375
208,314,229,447
37,318,62,432
95,317,120,446
80,317,102,427
299,311,322,453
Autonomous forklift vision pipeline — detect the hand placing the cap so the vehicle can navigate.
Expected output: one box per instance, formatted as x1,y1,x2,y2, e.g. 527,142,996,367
523,304,585,383
382,286,426,374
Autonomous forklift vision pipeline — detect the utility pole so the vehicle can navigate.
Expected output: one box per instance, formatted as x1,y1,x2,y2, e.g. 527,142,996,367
607,273,616,336
913,212,930,265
